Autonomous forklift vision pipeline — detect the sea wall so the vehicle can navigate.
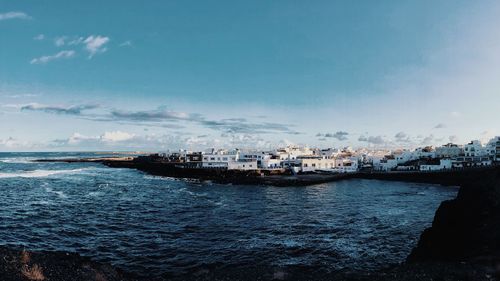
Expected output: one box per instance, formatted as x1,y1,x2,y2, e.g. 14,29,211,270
356,167,498,186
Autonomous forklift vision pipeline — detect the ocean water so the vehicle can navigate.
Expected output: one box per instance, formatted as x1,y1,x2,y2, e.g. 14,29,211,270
0,152,457,277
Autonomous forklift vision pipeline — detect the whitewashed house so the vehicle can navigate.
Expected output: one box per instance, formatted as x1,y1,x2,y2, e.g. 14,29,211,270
295,155,336,172
373,157,398,171
202,149,239,168
260,154,282,169
420,159,453,171
334,157,358,173
435,143,463,158
393,150,418,164
463,140,492,157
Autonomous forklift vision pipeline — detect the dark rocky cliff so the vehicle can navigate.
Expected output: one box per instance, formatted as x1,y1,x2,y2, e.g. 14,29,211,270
407,166,500,265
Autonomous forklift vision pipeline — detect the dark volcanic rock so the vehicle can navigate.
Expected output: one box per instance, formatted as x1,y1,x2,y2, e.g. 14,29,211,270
0,247,140,281
407,166,500,264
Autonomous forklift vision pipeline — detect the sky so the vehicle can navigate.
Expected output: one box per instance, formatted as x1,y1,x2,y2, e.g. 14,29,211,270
1,0,499,151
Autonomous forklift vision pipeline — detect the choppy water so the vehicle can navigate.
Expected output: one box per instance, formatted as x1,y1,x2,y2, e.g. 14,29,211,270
0,152,457,277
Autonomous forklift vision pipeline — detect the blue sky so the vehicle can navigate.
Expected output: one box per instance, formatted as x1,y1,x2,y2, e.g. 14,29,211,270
1,0,499,151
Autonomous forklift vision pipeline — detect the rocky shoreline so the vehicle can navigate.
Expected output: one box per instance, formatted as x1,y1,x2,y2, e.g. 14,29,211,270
35,157,499,187
0,246,496,281
0,247,140,281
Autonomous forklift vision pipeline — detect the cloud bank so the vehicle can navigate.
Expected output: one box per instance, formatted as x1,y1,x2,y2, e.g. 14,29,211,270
0,11,31,21
30,50,75,64
20,103,99,115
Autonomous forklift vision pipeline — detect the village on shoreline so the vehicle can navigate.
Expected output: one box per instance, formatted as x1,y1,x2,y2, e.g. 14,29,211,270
38,136,500,186
135,136,500,174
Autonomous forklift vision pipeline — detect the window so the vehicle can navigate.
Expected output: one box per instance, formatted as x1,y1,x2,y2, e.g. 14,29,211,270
312,163,316,167
210,157,215,161
249,164,252,167
223,157,228,161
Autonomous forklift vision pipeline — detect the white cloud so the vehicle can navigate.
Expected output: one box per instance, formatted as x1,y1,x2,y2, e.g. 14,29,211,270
48,35,110,59
394,131,412,143
0,137,37,150
33,34,45,41
0,11,31,21
119,40,132,47
421,134,435,145
101,131,135,142
54,36,67,46
48,130,278,151
68,37,85,45
83,35,110,58
30,50,75,64
358,135,387,145
67,133,99,145
434,123,446,129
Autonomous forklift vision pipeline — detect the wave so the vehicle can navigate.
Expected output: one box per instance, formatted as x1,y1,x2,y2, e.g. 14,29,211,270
0,157,35,164
45,187,68,199
0,168,90,179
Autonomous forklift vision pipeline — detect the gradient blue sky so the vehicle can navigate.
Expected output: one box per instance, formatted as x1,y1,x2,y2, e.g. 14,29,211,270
1,0,499,151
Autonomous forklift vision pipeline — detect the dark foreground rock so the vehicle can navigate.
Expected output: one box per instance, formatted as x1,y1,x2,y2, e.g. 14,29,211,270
0,247,140,281
407,166,500,263
0,246,495,281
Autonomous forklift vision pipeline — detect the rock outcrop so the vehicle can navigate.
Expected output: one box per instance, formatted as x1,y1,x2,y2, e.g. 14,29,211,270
407,166,500,266
0,247,139,281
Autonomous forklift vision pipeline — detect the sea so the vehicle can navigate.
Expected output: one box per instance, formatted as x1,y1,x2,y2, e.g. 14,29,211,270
0,152,457,277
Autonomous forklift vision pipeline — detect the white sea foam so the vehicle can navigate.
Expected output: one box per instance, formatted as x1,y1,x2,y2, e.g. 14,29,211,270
0,157,35,164
87,191,104,197
0,168,89,178
45,187,68,199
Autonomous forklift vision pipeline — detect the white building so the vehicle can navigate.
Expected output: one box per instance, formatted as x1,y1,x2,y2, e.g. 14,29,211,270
294,155,336,172
393,150,418,164
496,138,500,162
260,154,282,169
464,140,489,157
420,159,453,171
202,149,239,168
318,148,342,158
373,157,398,171
435,143,463,158
413,147,436,159
276,146,314,161
485,137,500,161
334,157,359,173
227,160,258,170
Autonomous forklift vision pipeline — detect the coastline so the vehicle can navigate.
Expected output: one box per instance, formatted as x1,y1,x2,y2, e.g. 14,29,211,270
34,157,499,187
5,158,495,279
